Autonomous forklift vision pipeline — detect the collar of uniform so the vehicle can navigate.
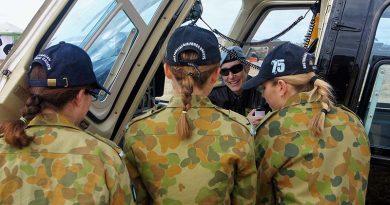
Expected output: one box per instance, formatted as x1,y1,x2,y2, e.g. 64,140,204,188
282,89,321,109
167,95,216,108
27,112,81,130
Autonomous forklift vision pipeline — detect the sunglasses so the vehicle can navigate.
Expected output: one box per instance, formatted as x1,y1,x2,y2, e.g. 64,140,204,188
86,89,99,101
220,64,244,76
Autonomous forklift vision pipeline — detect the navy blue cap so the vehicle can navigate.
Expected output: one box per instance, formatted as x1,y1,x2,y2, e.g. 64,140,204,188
243,42,317,89
28,42,110,94
220,46,246,65
164,25,221,67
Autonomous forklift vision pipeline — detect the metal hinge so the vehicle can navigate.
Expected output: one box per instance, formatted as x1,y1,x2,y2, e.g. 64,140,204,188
1,69,12,78
331,20,361,32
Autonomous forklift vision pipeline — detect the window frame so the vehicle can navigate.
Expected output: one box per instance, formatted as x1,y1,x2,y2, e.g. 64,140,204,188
39,0,169,120
242,5,314,54
363,62,390,140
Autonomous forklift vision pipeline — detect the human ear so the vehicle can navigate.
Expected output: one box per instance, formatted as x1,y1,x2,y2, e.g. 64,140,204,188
210,67,220,84
73,89,85,107
277,80,288,96
244,65,250,73
164,64,173,79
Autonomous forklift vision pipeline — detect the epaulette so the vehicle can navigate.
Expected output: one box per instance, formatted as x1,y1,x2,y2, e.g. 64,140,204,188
127,105,166,127
85,130,126,159
255,110,277,129
215,107,252,133
339,105,364,124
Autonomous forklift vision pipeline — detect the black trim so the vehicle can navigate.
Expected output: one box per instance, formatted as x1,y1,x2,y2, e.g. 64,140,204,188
371,153,390,166
350,1,390,112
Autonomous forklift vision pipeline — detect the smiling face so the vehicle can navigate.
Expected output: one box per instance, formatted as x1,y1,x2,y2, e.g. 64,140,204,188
220,60,249,94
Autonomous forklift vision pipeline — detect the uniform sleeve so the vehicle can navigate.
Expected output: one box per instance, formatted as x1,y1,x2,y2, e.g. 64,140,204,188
103,149,135,205
256,138,278,205
255,131,294,205
124,131,151,205
232,136,257,205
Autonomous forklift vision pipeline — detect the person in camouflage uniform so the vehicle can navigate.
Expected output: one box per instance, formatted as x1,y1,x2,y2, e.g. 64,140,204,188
243,42,371,204
124,25,257,205
0,42,133,205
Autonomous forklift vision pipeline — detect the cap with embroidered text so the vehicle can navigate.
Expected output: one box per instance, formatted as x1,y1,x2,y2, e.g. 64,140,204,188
164,25,221,67
243,42,317,90
28,42,110,95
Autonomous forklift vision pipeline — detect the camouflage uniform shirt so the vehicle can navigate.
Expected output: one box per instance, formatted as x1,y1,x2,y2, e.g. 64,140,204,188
0,113,133,205
124,96,257,205
255,91,370,204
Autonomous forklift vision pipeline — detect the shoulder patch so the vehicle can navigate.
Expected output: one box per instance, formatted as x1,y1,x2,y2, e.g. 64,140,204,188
215,107,251,132
339,105,364,123
255,110,278,129
85,130,125,159
128,105,166,126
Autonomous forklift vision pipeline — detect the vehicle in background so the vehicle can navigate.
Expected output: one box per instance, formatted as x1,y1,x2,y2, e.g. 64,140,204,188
1,0,389,203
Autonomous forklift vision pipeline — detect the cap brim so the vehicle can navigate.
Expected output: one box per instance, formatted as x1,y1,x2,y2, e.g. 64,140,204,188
243,75,268,90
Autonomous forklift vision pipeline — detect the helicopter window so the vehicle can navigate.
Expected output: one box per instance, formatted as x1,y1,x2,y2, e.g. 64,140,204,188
47,0,116,47
86,11,138,101
370,8,390,60
364,6,390,148
245,8,313,75
129,0,163,24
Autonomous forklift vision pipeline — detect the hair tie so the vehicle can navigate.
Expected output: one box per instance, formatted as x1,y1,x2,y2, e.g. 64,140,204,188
19,116,28,124
321,108,329,115
182,110,187,114
187,63,201,78
310,76,319,85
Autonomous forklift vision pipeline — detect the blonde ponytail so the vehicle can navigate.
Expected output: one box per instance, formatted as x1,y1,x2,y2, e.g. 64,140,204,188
308,78,335,137
276,72,335,137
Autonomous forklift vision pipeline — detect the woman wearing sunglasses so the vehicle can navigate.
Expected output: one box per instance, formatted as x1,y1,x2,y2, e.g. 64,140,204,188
209,46,268,126
0,42,133,204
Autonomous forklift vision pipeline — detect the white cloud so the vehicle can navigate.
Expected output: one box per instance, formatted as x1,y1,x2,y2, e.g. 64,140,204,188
0,0,44,29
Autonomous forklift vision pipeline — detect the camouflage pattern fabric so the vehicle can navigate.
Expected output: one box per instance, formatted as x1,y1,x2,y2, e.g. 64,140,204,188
255,91,370,205
0,113,133,205
124,96,257,205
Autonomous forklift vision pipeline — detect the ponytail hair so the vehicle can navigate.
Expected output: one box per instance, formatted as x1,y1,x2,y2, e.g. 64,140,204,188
275,72,335,137
0,65,83,148
308,77,335,137
177,76,194,139
168,51,219,139
1,95,42,148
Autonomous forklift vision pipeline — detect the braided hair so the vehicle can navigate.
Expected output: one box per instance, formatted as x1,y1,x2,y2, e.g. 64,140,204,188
0,65,85,148
168,50,219,139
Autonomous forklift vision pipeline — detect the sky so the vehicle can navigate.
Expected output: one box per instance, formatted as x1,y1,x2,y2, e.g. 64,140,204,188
0,0,240,33
0,0,44,29
1,0,388,45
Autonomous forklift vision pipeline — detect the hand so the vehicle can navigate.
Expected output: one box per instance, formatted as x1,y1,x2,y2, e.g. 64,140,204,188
247,109,263,126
